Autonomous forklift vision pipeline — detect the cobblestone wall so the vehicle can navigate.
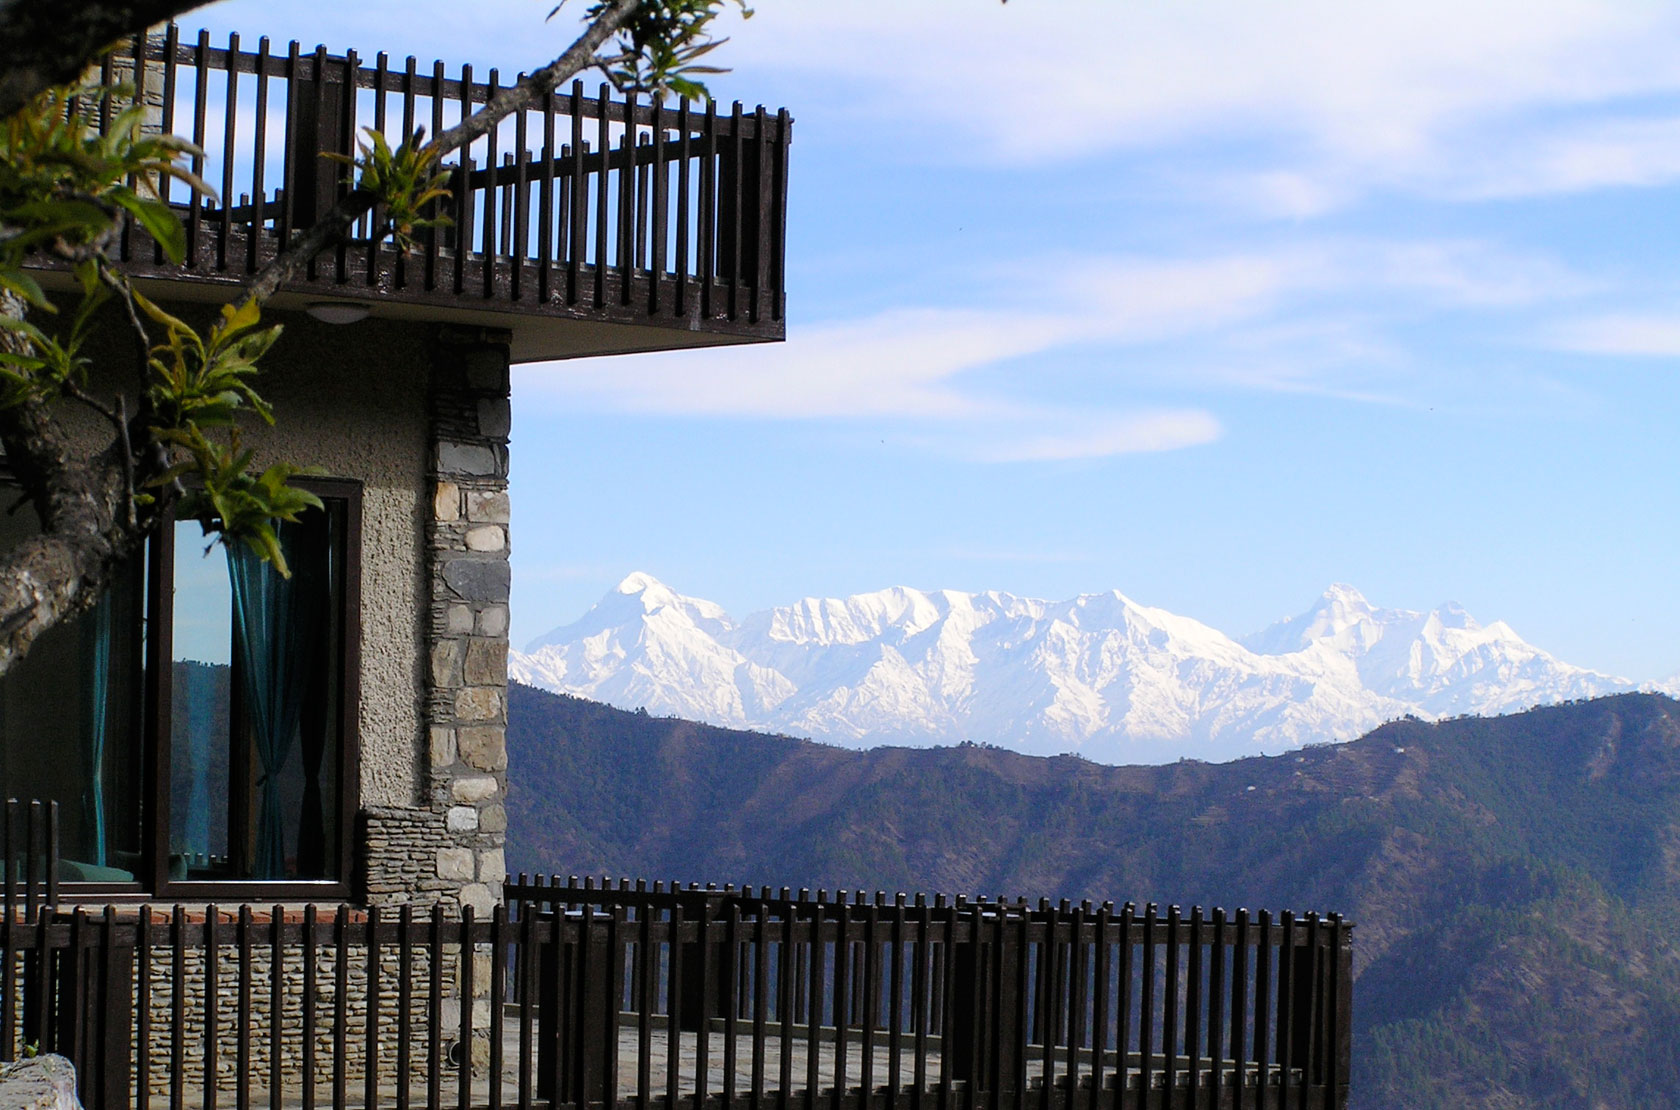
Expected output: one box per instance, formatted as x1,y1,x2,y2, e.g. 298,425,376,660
139,943,445,1093
364,806,473,906
131,928,503,1094
417,326,513,914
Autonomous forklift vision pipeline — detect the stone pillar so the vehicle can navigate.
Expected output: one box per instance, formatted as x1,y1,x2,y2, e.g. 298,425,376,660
423,326,513,915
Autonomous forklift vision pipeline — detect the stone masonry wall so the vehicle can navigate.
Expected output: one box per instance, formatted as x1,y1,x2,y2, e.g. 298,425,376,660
137,940,458,1094
414,326,513,914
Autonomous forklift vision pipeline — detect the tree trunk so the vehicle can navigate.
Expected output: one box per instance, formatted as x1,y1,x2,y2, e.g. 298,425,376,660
0,394,151,677
0,0,216,120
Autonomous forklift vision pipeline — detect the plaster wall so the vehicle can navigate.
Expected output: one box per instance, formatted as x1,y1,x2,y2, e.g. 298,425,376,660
74,304,432,811
235,312,430,809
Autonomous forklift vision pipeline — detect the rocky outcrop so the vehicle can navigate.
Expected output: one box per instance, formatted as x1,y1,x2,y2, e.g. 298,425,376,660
0,1056,81,1110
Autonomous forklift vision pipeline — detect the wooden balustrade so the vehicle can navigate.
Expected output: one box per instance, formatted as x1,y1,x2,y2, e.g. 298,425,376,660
30,28,791,343
0,856,1349,1110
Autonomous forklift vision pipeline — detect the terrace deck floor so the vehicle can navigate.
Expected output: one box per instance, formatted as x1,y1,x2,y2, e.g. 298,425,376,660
156,1017,1297,1109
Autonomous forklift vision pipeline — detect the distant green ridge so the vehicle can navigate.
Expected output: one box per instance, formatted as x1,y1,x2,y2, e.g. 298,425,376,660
507,686,1680,1110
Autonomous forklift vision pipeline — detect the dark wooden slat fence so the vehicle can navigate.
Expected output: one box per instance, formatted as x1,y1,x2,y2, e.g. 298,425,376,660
1,797,58,924
35,28,789,341
0,852,1349,1110
510,876,1353,1110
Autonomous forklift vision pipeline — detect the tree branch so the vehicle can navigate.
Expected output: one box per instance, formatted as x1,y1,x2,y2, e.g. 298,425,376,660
0,391,147,672
236,0,639,310
429,0,638,154
0,0,217,119
97,258,154,386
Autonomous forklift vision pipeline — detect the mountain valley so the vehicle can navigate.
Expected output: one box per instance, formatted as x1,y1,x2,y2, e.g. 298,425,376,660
506,684,1680,1110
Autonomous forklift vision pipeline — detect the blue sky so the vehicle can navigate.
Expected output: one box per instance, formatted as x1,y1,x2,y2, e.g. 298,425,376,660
193,0,1680,682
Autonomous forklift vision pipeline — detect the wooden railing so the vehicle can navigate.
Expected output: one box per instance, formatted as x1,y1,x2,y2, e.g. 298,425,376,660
1,798,58,923
0,872,1351,1110
45,27,790,338
512,876,1353,1109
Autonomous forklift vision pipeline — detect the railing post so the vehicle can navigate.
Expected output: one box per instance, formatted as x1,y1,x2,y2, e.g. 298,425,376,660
285,45,346,231
1293,912,1323,1091
946,910,983,1086
92,906,133,1110
29,907,132,1110
715,103,760,312
678,899,737,1031
535,904,616,1107
1332,916,1353,1110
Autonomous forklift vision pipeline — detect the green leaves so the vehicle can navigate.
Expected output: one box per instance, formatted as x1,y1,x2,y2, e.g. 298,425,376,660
178,452,324,578
0,266,47,311
325,127,453,251
556,0,752,100
0,259,105,407
0,81,206,269
108,187,186,263
129,290,323,575
0,72,320,581
138,291,283,434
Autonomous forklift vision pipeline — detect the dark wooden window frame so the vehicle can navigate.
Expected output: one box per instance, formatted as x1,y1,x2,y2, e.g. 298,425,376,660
132,475,365,902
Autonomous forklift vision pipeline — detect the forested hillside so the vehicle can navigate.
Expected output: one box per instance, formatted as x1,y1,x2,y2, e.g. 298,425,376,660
506,685,1680,1109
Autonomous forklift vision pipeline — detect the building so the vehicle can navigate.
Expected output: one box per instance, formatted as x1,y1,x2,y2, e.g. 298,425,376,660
0,25,790,912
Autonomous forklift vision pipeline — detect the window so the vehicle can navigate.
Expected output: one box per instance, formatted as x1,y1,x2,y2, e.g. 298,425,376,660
0,478,361,897
0,532,146,885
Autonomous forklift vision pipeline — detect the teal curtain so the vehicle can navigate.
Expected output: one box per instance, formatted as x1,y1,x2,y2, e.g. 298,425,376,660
83,590,113,866
226,521,328,879
295,531,336,878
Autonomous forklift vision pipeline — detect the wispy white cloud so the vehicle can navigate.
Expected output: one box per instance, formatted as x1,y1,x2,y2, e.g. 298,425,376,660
1219,112,1680,213
518,249,1317,417
713,0,1680,219
721,1,1680,194
1362,241,1597,307
514,234,1595,457
520,308,1072,420
965,409,1225,463
1546,312,1680,357
189,0,1680,211
514,303,1232,462
1417,114,1680,201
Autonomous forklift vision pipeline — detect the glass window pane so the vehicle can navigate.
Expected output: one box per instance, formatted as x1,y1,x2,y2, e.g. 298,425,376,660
168,504,345,884
0,508,144,882
169,520,234,880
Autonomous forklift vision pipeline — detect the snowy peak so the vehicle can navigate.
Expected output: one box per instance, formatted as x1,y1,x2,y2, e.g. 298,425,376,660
512,579,1634,765
524,572,731,652
615,571,687,609
514,574,790,725
754,585,951,646
1239,588,1605,716
1243,583,1393,656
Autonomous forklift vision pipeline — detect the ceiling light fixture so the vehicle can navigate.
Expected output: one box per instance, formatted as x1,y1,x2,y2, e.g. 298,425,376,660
305,301,371,325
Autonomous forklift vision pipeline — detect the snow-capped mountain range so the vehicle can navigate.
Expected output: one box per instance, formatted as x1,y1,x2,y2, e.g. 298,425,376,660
510,573,1664,764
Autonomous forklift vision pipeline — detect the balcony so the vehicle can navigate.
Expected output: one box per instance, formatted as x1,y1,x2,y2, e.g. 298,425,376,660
26,27,791,362
1,804,1353,1110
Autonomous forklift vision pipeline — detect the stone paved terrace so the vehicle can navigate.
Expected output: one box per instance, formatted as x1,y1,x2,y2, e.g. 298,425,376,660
155,1015,1295,1109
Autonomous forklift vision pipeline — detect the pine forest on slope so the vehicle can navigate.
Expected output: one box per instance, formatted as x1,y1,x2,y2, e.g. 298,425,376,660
511,573,1655,763
506,684,1680,1110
